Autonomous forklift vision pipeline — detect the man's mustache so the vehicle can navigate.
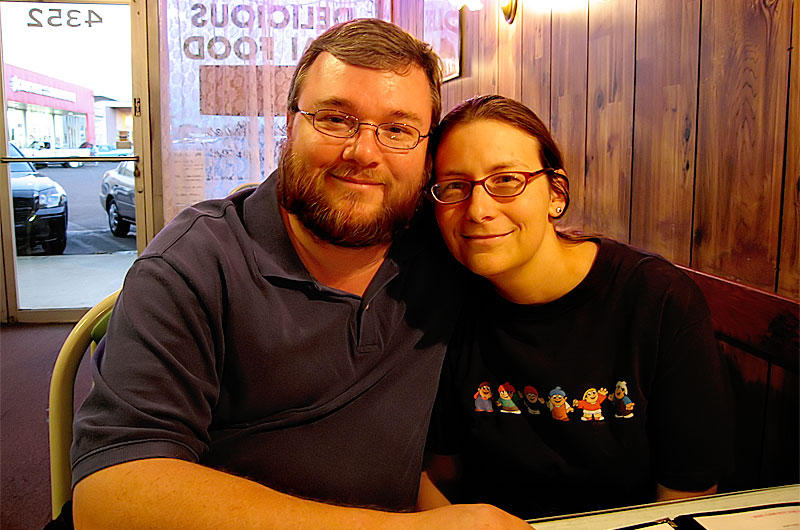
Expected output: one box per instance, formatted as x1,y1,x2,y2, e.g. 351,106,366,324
324,164,387,186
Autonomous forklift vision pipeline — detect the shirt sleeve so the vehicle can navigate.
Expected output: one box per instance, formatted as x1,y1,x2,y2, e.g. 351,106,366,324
425,331,469,456
645,273,735,491
71,255,224,486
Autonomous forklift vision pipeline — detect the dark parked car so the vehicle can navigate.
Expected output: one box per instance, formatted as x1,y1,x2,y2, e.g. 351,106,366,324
99,160,136,237
9,143,68,254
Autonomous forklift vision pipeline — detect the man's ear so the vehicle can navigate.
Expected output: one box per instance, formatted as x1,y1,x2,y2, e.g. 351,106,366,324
286,111,296,138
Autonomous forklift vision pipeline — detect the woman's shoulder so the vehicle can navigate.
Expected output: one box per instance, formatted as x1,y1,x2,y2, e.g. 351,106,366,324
598,238,682,275
595,238,707,307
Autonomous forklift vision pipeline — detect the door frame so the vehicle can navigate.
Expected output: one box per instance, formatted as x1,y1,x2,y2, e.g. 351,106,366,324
0,0,156,323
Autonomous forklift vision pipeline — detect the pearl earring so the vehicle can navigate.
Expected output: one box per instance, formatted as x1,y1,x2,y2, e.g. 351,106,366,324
555,207,563,214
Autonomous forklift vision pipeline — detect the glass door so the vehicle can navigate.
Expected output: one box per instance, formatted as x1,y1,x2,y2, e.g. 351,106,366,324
0,0,148,321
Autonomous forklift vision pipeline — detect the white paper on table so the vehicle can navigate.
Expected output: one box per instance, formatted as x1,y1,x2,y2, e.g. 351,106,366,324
692,505,800,529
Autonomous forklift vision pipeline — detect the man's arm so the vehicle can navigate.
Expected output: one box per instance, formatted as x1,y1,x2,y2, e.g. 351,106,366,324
416,471,450,510
656,483,717,502
73,458,533,530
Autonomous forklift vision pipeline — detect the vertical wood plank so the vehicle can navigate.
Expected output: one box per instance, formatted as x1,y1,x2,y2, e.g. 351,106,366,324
520,4,551,124
443,76,462,117
437,5,464,117
477,0,498,95
584,0,636,240
497,0,522,99
778,6,799,298
630,0,700,266
393,0,424,39
441,7,480,115
694,0,792,290
454,7,480,105
550,4,589,230
447,8,480,110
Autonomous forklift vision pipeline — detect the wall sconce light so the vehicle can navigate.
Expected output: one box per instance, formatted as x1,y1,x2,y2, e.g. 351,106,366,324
448,0,517,22
500,0,518,23
448,0,484,10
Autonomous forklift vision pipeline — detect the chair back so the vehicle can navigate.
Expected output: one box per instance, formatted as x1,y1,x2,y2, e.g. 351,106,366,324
229,182,260,195
49,289,120,519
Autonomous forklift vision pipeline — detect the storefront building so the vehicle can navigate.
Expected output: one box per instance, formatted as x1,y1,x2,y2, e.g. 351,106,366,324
4,63,95,150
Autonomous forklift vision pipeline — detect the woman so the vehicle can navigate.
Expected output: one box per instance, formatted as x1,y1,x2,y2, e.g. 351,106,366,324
425,95,732,519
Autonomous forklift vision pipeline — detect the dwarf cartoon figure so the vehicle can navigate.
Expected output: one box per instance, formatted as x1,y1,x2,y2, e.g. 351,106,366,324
609,380,635,418
474,381,494,412
573,387,608,421
496,382,522,414
547,386,573,421
523,385,546,414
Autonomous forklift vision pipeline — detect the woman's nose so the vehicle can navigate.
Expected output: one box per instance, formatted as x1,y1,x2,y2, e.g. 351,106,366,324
464,184,496,222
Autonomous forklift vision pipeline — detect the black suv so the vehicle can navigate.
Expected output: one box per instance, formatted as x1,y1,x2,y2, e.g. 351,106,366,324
9,143,69,254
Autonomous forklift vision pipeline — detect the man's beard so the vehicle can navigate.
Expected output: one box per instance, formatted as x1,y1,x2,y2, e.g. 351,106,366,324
276,142,426,248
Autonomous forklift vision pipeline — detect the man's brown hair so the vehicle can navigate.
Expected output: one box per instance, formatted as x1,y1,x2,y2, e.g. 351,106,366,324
287,18,443,129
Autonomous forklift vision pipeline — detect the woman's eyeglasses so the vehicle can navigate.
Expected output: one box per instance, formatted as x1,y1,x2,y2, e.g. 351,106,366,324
429,168,553,205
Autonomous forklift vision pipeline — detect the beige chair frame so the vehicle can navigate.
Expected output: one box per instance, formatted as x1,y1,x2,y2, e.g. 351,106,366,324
48,289,120,519
229,181,260,194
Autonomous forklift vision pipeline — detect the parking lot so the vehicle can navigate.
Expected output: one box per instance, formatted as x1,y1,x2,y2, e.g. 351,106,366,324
13,160,138,309
30,161,137,255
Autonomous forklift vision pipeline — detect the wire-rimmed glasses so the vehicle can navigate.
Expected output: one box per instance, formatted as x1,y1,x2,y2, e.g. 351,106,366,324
295,108,429,150
429,168,553,205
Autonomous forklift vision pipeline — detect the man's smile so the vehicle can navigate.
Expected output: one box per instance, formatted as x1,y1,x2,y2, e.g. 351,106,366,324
328,171,384,187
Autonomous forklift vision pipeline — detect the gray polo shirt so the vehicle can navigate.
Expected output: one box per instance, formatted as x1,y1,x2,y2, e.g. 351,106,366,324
72,173,463,510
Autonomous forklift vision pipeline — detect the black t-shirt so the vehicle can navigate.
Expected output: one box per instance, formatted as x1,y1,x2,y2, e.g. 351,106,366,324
427,238,733,519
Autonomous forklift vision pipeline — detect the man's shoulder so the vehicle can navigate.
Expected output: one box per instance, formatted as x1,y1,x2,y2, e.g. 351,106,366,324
142,197,242,259
144,177,278,261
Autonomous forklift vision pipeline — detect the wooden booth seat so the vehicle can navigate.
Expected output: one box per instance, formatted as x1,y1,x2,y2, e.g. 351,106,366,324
679,266,799,492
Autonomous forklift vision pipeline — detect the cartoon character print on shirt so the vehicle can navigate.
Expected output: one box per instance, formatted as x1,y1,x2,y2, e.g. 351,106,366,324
608,380,635,418
522,385,546,415
471,379,634,421
474,381,494,412
572,387,608,421
496,382,522,414
547,386,573,421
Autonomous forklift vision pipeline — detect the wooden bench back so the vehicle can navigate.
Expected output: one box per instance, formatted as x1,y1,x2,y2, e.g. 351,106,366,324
679,266,799,491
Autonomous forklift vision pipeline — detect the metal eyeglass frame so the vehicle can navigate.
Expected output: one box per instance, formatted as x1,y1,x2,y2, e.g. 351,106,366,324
294,108,430,150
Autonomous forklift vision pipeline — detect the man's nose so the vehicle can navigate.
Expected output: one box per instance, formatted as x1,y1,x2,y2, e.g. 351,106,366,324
342,123,382,166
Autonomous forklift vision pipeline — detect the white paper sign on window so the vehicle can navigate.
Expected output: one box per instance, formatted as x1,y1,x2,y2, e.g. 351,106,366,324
160,0,390,223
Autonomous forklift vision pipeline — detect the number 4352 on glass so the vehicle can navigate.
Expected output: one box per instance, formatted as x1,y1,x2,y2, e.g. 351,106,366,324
28,8,103,28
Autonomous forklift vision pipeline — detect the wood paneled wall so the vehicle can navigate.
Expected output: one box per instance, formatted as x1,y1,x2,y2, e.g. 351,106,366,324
396,0,798,298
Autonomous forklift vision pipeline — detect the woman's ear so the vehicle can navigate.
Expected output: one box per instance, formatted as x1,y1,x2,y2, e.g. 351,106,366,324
548,170,569,218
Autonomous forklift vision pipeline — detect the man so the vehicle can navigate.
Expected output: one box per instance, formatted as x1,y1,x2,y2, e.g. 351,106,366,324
70,19,529,530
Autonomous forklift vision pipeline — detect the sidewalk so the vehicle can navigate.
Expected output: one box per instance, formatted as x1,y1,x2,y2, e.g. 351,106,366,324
15,251,137,309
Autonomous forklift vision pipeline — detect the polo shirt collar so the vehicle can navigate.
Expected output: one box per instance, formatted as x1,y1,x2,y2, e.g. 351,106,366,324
243,172,312,282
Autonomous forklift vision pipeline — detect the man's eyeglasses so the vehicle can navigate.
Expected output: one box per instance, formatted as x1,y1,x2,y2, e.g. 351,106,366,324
295,108,430,150
429,168,553,205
